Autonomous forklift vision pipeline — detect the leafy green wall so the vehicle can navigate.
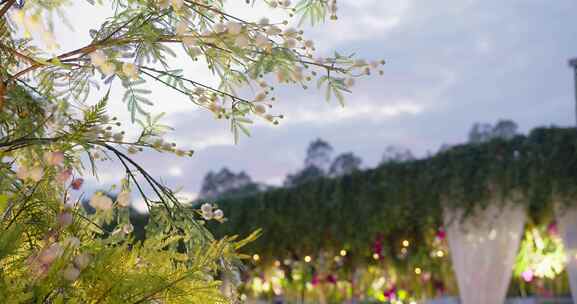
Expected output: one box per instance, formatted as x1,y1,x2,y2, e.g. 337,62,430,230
210,127,577,262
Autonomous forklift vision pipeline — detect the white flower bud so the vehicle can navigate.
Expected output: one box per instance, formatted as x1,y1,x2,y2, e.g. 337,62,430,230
188,47,201,58
292,67,303,82
157,0,170,9
202,209,213,220
16,165,30,180
284,28,298,38
153,139,164,148
171,0,184,10
100,62,116,76
345,78,355,88
24,14,42,33
276,70,287,83
175,20,188,36
39,243,64,265
234,34,250,48
254,92,266,102
226,22,243,35
214,22,226,33
10,10,25,26
255,105,267,115
353,59,367,67
44,151,64,166
182,36,198,47
122,223,134,234
284,38,297,49
255,34,268,48
266,26,282,36
213,209,224,220
162,143,172,151
74,253,91,270
29,166,44,182
209,104,222,114
201,203,213,214
56,168,72,184
198,96,209,104
116,190,131,208
59,212,73,227
112,132,124,142
89,50,107,67
63,237,81,248
89,193,113,211
62,264,81,281
122,62,139,80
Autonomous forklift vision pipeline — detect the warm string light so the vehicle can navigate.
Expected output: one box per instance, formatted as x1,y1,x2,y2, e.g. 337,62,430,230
241,225,564,302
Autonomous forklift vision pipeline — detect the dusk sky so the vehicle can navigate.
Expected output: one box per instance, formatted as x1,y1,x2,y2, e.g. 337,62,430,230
50,0,577,207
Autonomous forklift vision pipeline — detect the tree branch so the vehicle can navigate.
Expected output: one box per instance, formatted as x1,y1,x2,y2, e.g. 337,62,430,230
0,0,15,20
0,80,5,113
0,44,38,65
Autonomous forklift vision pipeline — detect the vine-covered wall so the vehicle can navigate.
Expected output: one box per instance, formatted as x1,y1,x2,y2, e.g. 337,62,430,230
210,127,577,262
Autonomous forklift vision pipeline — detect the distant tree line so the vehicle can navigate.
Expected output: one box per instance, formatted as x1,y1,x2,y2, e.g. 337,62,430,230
199,119,519,200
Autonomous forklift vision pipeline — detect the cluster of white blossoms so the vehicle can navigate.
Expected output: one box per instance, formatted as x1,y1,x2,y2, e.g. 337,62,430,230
112,223,135,237
28,232,91,281
267,0,292,9
89,190,132,211
89,50,139,79
89,192,113,211
16,150,72,185
116,190,132,208
200,203,224,221
149,0,376,125
62,252,91,282
148,137,194,157
157,0,185,11
9,7,57,50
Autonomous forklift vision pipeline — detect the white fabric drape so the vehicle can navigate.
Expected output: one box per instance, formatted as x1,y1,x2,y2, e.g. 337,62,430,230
555,204,577,301
444,203,526,304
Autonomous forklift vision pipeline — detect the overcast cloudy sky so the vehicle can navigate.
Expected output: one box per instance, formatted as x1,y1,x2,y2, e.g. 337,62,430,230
49,0,577,205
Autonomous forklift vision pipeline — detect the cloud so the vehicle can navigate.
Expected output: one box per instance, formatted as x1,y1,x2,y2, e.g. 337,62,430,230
43,0,577,197
272,98,423,126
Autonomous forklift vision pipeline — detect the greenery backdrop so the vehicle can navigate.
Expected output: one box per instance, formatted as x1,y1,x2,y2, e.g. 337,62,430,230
209,127,577,262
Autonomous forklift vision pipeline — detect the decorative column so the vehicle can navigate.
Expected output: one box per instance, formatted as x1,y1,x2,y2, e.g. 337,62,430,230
444,203,526,304
555,204,577,300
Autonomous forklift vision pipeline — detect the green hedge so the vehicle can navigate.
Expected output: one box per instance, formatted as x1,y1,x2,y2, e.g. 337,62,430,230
210,127,577,262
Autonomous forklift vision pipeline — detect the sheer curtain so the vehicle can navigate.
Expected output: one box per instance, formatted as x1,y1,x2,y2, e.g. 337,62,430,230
444,203,526,304
556,204,577,301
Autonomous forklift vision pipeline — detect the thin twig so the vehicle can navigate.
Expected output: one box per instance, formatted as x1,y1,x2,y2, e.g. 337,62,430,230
0,0,15,19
